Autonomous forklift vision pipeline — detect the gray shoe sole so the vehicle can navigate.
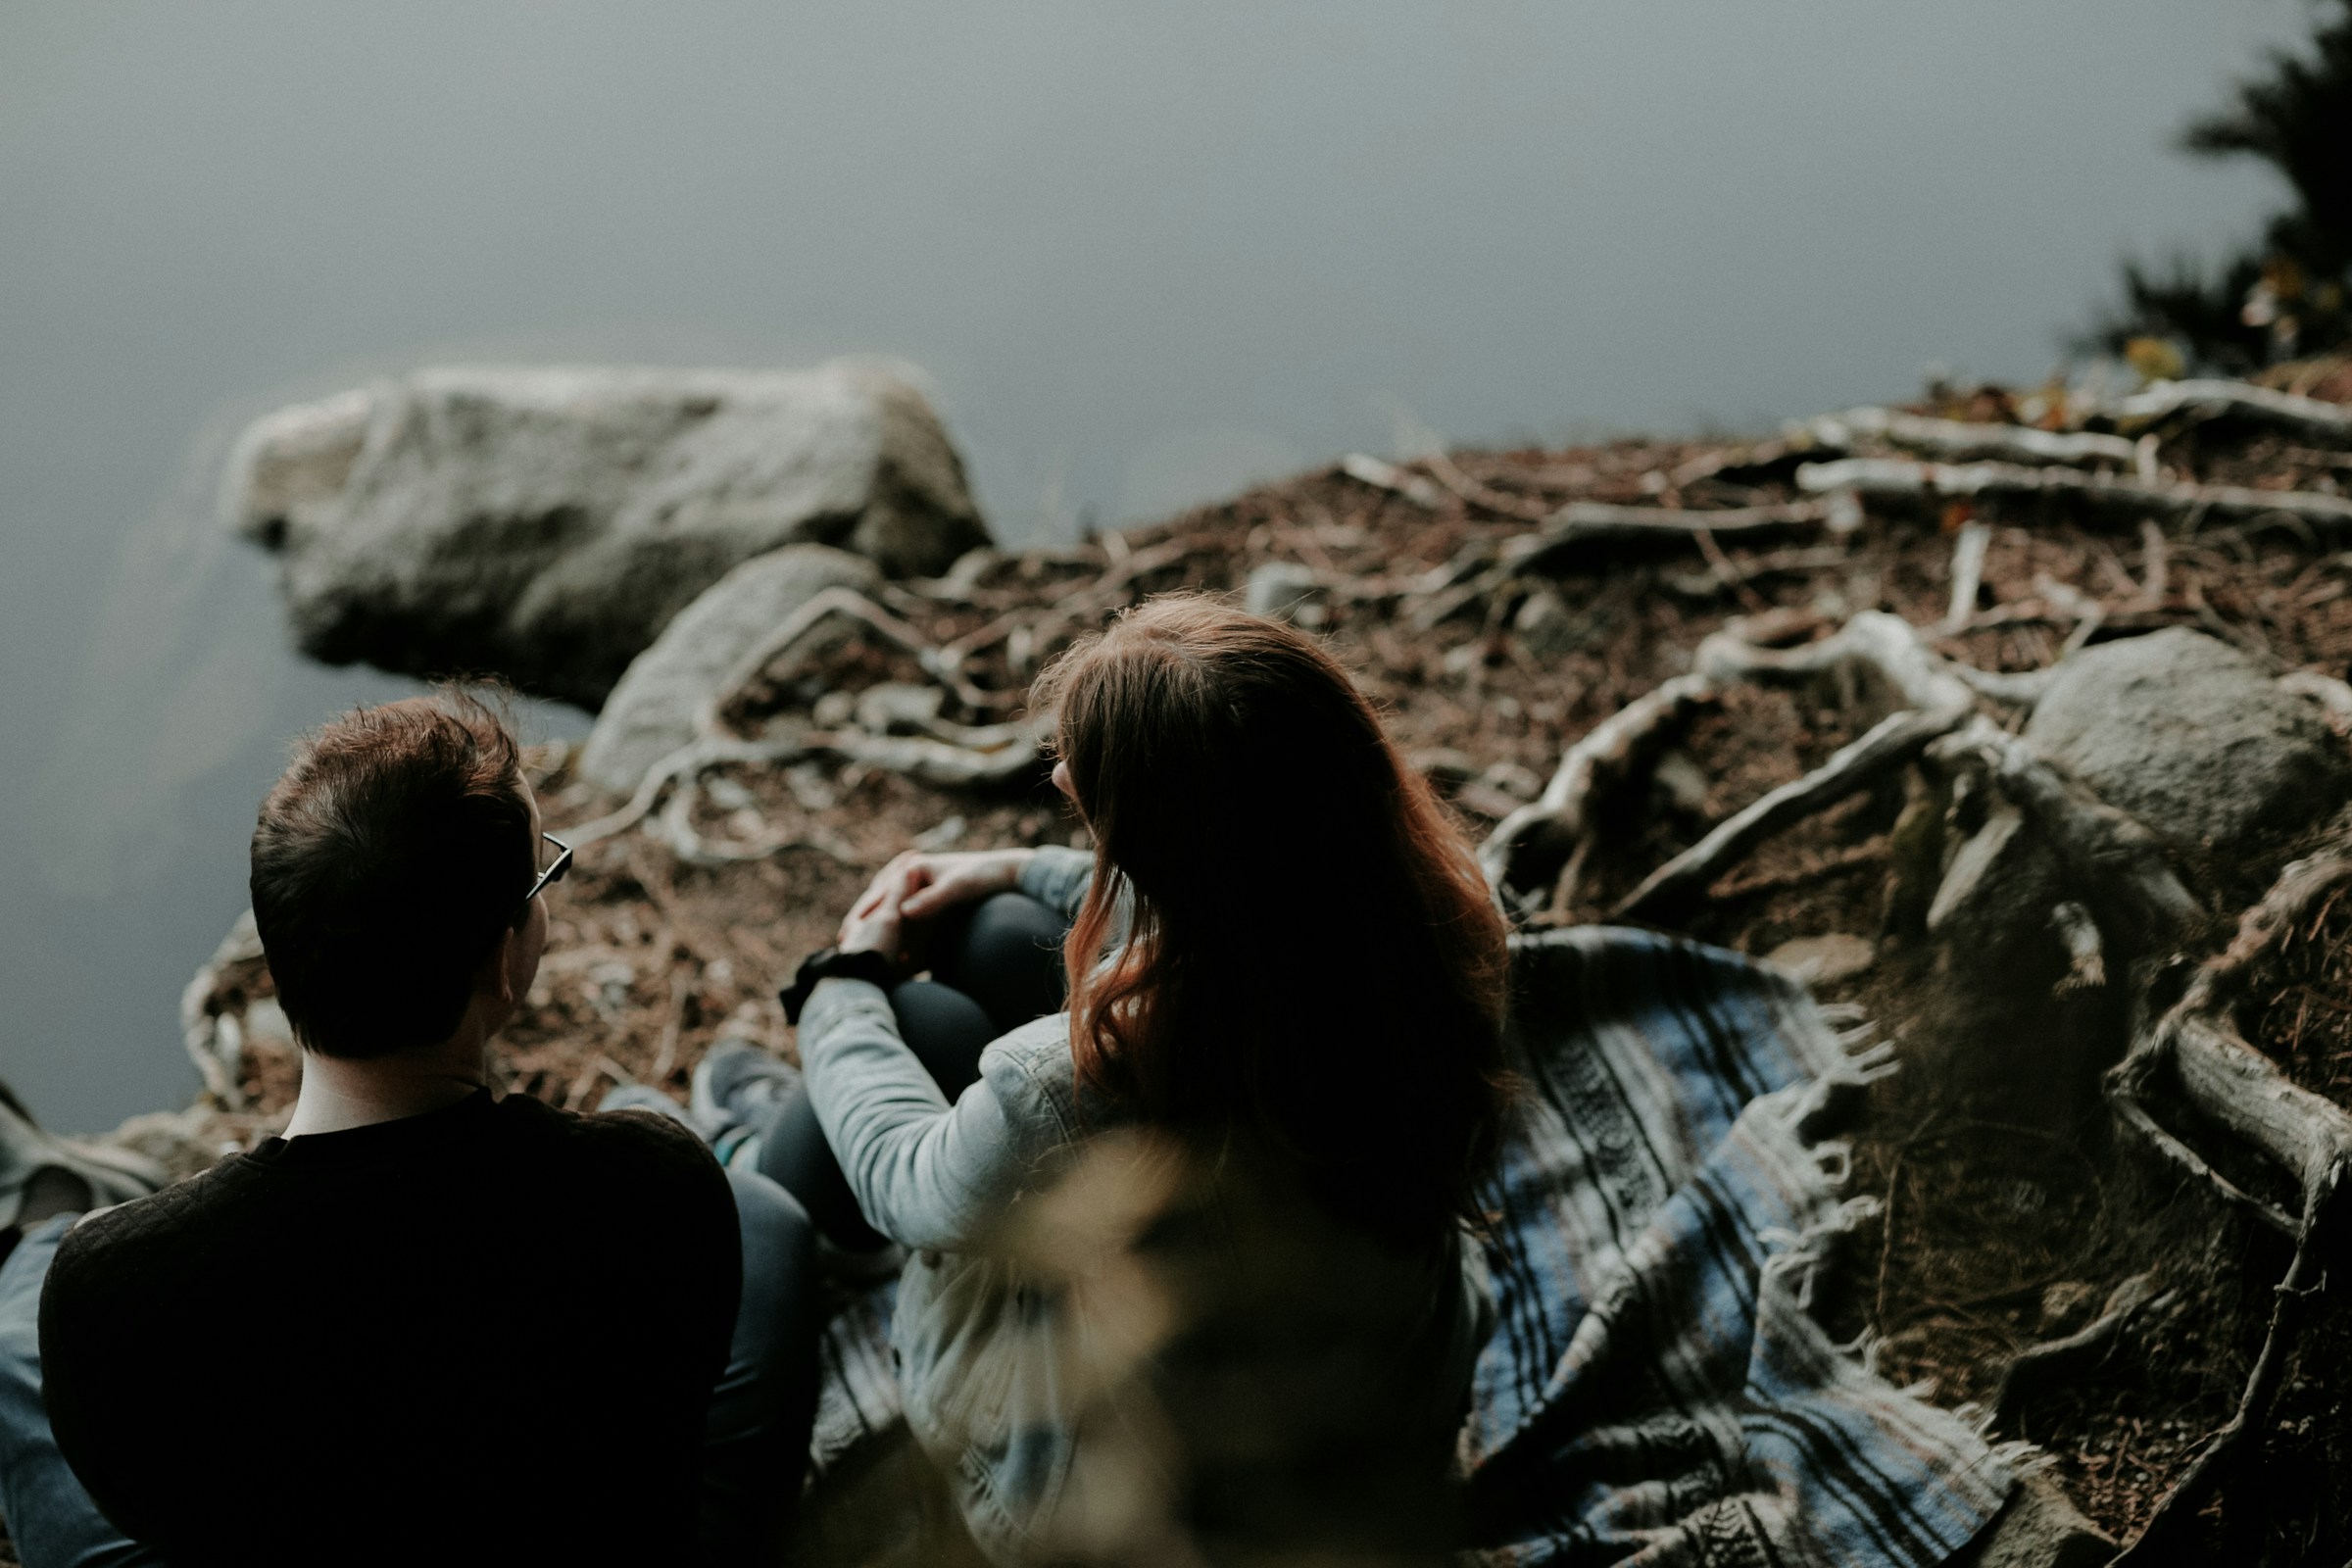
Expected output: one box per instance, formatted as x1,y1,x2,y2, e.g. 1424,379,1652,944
690,1039,803,1141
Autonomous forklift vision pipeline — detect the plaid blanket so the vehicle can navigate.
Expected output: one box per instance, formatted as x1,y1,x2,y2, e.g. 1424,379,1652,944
1464,926,2012,1566
808,927,2014,1565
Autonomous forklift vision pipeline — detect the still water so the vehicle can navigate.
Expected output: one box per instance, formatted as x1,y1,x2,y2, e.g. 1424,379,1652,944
0,1,2310,1130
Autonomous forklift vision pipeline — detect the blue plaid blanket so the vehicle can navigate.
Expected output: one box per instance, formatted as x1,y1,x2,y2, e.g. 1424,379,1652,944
808,927,2015,1565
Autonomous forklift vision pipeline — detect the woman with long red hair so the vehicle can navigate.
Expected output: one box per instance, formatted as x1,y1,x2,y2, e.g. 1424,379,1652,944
708,593,1511,1563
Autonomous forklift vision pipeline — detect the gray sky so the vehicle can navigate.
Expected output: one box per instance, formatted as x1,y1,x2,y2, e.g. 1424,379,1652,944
0,0,2313,1129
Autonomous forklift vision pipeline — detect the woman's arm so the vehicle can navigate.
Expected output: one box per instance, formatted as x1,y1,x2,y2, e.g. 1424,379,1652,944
1016,844,1096,922
796,977,1071,1250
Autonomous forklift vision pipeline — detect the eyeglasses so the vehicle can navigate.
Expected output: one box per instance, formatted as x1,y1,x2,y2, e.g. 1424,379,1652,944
521,832,573,915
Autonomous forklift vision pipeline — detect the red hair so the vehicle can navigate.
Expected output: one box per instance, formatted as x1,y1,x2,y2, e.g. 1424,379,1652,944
1032,595,1510,1243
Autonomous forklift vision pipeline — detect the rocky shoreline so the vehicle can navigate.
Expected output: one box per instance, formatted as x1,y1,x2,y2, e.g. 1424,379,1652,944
82,355,2352,1557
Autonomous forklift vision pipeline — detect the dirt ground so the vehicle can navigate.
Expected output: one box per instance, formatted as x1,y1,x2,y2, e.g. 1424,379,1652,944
184,358,2352,1561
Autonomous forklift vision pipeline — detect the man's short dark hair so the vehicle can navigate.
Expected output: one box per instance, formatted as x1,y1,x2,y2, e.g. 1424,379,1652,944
251,689,534,1058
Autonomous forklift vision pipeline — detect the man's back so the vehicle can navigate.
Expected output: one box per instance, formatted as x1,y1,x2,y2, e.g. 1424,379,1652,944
39,1092,738,1566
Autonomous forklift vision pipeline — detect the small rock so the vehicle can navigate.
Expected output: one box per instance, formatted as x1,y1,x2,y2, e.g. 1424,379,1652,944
1408,748,1480,787
912,815,966,853
1441,643,1484,676
855,683,946,735
1962,1472,2114,1568
1245,562,1321,623
1651,749,1712,816
1512,588,1584,660
810,689,859,729
2024,627,2349,865
782,762,838,812
2038,1280,2101,1335
1477,760,1544,803
1455,782,1530,821
704,775,757,811
1764,933,1875,985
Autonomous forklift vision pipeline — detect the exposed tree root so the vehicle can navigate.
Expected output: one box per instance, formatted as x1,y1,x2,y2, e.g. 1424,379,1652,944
937,539,1195,682
1477,673,1715,911
2110,378,2352,446
1808,407,2140,467
566,585,1051,855
1796,456,2352,532
1991,1272,2165,1427
1927,717,2207,947
2109,1161,2345,1564
1696,609,1979,712
2186,844,2352,1013
1614,704,1967,922
2278,669,2352,737
1526,580,2352,1559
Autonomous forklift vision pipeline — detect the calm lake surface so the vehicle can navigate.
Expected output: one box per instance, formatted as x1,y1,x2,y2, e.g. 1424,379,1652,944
0,1,2312,1130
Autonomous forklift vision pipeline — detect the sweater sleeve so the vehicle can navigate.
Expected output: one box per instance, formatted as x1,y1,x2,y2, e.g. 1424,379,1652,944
798,977,1076,1250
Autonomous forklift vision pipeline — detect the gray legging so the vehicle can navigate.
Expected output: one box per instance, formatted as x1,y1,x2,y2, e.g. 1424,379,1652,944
0,1164,819,1568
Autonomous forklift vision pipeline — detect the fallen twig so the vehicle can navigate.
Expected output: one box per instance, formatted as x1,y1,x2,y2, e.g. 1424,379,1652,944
1418,449,1553,520
1940,520,1992,632
1501,501,1829,576
1337,453,1446,510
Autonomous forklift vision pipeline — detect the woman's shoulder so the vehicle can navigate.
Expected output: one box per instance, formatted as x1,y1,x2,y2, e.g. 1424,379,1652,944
977,1013,1077,1115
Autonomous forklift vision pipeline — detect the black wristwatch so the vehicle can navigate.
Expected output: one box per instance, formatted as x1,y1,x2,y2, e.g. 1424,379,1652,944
779,947,902,1024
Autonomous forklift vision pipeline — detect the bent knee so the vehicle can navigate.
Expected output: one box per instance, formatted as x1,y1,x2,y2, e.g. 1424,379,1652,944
965,891,1066,958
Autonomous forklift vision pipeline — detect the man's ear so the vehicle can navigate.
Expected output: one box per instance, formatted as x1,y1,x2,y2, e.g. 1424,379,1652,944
484,925,520,1008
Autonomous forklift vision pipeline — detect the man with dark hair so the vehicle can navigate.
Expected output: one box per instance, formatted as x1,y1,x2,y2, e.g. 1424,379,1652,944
0,692,821,1566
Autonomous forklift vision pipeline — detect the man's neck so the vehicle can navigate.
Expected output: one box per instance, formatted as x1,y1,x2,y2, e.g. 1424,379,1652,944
283,1027,491,1139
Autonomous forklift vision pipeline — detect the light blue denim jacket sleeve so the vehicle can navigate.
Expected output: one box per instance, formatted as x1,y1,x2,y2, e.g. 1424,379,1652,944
796,847,1096,1250
1015,844,1096,921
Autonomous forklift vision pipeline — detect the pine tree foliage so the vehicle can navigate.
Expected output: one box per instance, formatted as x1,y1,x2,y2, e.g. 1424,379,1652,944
2098,1,2351,370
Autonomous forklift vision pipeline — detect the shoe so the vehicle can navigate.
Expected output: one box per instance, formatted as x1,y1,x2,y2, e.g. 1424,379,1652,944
0,1081,165,1230
689,1039,803,1146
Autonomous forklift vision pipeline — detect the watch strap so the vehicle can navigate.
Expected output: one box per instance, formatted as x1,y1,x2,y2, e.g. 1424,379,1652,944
779,947,901,1025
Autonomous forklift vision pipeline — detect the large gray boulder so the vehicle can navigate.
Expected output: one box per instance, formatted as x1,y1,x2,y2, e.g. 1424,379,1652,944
223,359,989,708
2023,627,2348,865
1910,627,2351,1126
578,544,878,793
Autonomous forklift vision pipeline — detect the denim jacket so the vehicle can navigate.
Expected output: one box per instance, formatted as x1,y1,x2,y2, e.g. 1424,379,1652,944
799,847,1493,1565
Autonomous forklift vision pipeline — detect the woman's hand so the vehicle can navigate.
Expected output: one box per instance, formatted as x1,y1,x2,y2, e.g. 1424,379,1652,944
837,880,908,965
897,847,1038,919
836,846,1037,962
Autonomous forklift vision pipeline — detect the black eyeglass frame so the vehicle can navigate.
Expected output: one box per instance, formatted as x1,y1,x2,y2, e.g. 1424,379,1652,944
521,832,573,917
